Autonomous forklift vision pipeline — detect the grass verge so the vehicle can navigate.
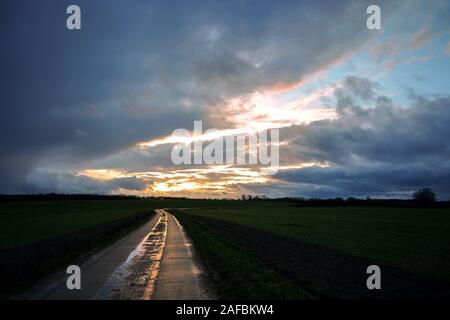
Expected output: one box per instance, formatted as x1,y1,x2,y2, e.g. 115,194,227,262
175,208,450,299
174,210,310,299
178,206,450,282
1,211,155,299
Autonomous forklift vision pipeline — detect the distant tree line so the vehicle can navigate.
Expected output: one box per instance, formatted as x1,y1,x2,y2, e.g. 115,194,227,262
1,188,447,207
290,198,449,208
240,188,450,208
240,194,268,201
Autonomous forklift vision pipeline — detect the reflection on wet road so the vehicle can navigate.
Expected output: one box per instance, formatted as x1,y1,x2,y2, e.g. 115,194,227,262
152,211,211,300
15,209,211,300
97,210,168,299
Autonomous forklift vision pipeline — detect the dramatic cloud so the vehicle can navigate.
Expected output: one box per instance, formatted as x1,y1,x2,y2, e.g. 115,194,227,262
271,77,450,199
1,0,402,192
27,172,148,194
1,1,449,198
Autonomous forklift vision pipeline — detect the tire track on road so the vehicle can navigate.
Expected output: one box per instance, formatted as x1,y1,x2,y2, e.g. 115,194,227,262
96,209,168,299
151,210,213,300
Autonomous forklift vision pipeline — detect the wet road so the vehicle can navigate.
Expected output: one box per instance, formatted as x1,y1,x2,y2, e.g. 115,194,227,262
15,209,212,300
152,212,210,299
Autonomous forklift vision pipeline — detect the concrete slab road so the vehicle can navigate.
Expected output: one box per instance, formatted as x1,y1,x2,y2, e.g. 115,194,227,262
14,209,213,300
151,210,211,300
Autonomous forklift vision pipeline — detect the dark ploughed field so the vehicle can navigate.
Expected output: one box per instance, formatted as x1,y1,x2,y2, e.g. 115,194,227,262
174,205,450,299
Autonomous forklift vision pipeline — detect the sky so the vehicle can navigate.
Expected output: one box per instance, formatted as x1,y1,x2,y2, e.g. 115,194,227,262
1,0,449,199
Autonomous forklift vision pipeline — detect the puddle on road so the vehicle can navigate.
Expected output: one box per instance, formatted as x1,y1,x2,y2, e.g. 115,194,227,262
96,210,168,300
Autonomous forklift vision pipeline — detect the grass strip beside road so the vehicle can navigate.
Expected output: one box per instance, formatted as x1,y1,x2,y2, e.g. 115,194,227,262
178,206,450,283
175,208,450,299
0,200,291,249
1,211,155,298
174,210,310,299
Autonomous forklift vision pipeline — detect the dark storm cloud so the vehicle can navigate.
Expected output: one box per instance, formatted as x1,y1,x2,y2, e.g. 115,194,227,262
275,164,450,198
340,76,377,100
0,0,403,193
272,77,450,199
27,172,148,194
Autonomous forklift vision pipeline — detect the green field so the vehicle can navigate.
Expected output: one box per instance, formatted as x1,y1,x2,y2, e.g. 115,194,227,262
177,206,450,281
175,205,450,299
0,199,289,249
0,199,291,297
2,200,450,299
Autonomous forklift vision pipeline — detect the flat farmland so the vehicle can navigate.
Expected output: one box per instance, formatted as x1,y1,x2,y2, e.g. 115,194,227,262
0,199,291,297
175,206,450,299
3,200,449,299
0,199,289,249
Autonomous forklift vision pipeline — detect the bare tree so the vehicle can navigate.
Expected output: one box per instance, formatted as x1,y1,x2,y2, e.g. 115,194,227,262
412,188,436,202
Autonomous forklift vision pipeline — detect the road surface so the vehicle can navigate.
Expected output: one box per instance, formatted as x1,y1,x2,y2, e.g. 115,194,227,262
14,209,212,300
152,213,208,299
